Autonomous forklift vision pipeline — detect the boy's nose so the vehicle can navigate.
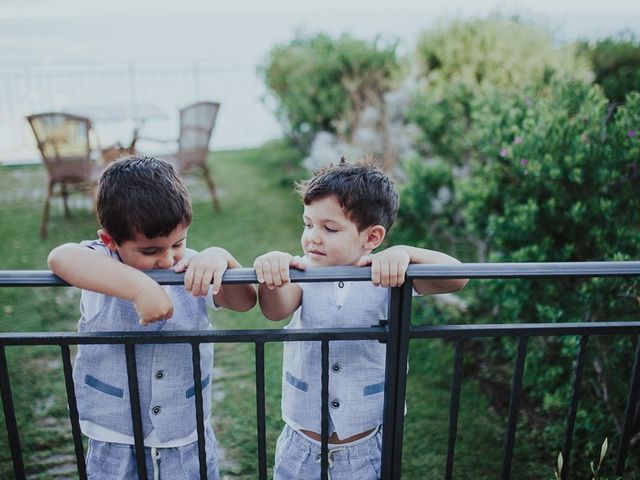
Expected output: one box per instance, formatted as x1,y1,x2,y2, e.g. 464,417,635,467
156,253,174,269
306,228,321,244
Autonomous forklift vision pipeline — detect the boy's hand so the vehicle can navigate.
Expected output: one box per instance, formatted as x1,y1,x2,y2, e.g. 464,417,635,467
357,246,411,287
253,251,307,289
175,247,230,297
133,281,173,325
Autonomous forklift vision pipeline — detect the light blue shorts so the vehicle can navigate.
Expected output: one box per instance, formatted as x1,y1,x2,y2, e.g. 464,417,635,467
273,424,382,480
86,424,220,480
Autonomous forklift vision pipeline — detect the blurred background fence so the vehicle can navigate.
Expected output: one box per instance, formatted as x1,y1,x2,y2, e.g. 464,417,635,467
0,59,283,164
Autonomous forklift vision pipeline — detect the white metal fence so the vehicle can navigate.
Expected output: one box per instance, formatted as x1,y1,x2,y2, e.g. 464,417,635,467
0,60,283,164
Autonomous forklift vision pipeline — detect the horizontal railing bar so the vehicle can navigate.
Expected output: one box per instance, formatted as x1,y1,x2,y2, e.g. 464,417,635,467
411,322,640,338
3,322,639,346
0,327,388,346
2,261,639,286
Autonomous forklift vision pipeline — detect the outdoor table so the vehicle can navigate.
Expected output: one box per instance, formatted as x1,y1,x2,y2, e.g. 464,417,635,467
66,104,166,158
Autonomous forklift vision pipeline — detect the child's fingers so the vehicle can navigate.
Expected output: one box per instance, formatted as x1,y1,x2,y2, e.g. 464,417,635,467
174,258,189,272
290,256,308,270
211,269,223,295
269,257,285,286
278,257,292,283
253,258,266,284
183,263,195,292
357,255,372,267
379,260,391,287
396,262,407,286
370,257,381,286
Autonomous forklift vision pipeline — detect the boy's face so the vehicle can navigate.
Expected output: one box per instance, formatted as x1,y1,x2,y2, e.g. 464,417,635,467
99,224,188,270
301,195,384,267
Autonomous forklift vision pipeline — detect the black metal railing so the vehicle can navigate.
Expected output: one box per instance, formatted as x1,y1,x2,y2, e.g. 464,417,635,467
1,262,640,479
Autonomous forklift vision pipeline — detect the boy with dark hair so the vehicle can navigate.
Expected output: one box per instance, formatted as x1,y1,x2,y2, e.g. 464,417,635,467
253,159,467,479
48,156,256,479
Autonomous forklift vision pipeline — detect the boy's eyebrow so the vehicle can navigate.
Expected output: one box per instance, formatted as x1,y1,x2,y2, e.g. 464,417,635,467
137,236,187,250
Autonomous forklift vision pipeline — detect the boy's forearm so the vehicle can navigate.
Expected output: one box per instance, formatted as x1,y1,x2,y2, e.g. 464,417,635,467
217,284,257,312
48,243,154,301
401,245,469,294
208,248,257,312
257,284,301,321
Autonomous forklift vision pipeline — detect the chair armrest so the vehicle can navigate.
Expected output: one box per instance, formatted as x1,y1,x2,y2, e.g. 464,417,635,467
135,136,178,144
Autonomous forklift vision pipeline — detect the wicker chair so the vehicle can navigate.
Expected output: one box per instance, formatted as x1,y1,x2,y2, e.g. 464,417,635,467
26,112,106,238
140,101,221,211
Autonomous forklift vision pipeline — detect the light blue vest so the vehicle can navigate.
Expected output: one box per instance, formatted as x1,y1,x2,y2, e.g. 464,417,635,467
281,281,389,439
73,253,213,443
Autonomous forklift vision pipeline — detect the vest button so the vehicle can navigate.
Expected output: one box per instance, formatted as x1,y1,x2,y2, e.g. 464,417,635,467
331,399,340,409
155,371,164,380
331,363,341,372
338,281,345,288
152,406,161,415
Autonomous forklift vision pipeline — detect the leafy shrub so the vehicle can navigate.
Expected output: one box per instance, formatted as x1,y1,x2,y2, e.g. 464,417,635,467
392,80,640,475
408,16,592,167
414,16,590,91
260,33,400,151
578,32,640,104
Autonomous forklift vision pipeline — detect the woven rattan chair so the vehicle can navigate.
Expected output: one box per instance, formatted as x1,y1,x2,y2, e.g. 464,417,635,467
26,112,106,238
140,101,221,211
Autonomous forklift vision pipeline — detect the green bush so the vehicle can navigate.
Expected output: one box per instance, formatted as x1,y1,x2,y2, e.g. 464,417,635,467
578,32,640,104
414,16,590,91
408,16,592,166
393,80,640,476
260,33,400,150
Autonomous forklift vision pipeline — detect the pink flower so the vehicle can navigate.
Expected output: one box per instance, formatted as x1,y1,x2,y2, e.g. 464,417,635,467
520,158,529,166
499,148,507,158
514,136,522,144
629,130,637,138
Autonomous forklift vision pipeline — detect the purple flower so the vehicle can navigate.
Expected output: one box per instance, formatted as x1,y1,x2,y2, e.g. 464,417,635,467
520,158,529,166
629,130,637,138
514,136,522,144
499,148,507,158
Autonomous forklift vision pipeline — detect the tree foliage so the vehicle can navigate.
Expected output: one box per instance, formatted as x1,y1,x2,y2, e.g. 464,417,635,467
260,33,399,150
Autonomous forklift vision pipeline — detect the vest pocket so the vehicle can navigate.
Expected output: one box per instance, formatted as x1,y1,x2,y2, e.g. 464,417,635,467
363,381,385,396
85,374,124,398
285,371,308,392
185,374,211,399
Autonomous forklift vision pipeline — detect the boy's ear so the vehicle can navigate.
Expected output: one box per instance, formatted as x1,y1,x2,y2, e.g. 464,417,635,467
363,225,386,250
97,229,118,252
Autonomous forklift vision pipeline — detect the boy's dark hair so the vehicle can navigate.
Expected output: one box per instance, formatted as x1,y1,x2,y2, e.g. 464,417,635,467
96,156,192,244
296,157,399,231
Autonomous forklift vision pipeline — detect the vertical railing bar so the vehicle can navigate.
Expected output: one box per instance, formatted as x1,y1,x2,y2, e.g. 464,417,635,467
500,335,529,480
191,343,208,480
320,339,329,480
392,281,414,479
255,342,268,480
381,286,401,480
560,335,589,480
0,345,26,480
445,338,465,480
59,345,87,479
615,334,640,477
125,343,148,480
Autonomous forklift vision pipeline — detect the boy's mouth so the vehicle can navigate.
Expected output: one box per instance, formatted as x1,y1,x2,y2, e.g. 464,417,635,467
307,250,325,257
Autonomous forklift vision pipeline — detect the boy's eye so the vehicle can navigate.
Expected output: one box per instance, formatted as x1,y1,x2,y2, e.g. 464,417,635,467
303,223,311,229
141,250,159,256
172,242,183,248
325,226,338,233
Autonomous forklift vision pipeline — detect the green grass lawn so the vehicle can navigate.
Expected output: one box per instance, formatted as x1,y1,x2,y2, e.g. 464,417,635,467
0,144,560,479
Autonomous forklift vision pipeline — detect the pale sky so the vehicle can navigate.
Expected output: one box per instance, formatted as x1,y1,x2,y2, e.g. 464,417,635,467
1,0,640,19
0,0,638,63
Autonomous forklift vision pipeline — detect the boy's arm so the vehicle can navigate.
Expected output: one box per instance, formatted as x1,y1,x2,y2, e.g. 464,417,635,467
253,251,305,321
176,247,256,312
47,243,173,324
358,245,468,295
